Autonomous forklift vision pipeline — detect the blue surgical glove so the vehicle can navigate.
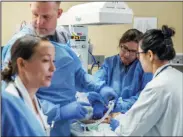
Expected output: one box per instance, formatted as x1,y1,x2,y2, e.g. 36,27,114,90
60,101,90,120
110,118,119,131
99,86,118,105
92,101,107,120
87,92,105,105
112,97,124,113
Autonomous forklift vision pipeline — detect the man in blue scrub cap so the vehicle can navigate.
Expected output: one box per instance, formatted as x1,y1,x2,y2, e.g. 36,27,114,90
1,92,46,136
88,29,153,119
2,2,117,136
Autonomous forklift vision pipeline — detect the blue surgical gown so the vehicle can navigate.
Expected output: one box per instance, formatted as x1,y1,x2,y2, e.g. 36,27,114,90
2,27,105,136
1,91,46,136
1,25,69,71
36,42,105,136
94,54,153,113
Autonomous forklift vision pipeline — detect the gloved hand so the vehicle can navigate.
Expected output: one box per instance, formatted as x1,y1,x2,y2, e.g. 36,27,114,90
99,86,118,105
92,101,107,120
87,92,104,105
112,97,123,113
110,118,119,131
60,101,90,120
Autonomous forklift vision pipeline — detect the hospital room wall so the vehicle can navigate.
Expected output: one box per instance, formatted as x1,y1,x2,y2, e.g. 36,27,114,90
1,2,183,57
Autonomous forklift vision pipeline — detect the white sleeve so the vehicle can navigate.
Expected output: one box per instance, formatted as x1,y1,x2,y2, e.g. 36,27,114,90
114,85,168,136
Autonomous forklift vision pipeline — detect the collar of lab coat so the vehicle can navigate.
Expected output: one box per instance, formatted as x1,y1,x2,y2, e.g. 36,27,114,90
6,76,32,104
153,63,171,79
6,76,49,132
15,76,37,112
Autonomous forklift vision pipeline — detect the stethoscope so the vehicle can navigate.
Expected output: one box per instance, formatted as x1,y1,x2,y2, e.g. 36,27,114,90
13,83,24,101
13,83,42,108
154,64,170,78
13,83,54,133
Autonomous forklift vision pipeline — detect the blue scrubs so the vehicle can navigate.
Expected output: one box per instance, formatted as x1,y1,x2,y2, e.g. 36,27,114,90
1,91,46,136
94,54,153,113
37,42,105,136
2,27,105,136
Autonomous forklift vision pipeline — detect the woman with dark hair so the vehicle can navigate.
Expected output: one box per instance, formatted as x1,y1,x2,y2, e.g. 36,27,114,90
1,35,56,136
87,29,152,119
110,25,183,136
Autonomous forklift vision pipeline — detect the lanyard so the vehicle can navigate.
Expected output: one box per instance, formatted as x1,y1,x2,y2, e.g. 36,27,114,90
13,82,43,108
154,65,170,78
13,83,24,101
13,82,52,135
13,82,54,134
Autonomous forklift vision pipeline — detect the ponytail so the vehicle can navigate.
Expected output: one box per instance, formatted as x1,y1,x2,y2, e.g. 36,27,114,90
1,61,14,82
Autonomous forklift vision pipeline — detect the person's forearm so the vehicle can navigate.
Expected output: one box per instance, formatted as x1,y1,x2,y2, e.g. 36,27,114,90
39,99,62,123
75,68,105,92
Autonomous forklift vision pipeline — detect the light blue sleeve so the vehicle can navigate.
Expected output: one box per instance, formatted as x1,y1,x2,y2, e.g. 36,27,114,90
61,43,106,93
2,92,46,136
2,35,20,69
75,58,109,92
93,59,109,83
119,95,139,113
39,99,62,123
1,44,10,65
2,26,33,69
75,67,106,92
116,64,153,113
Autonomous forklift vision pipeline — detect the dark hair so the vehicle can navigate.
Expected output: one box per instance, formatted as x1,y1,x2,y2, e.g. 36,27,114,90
118,29,143,47
1,35,49,82
140,25,175,60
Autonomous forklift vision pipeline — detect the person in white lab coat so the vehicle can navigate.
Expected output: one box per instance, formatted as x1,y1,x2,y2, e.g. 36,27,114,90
1,35,56,136
110,25,183,136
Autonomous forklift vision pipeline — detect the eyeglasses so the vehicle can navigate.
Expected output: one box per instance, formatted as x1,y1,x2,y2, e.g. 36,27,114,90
136,51,146,58
120,45,138,56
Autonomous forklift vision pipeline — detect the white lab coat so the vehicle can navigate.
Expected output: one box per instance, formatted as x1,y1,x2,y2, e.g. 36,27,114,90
5,76,50,136
114,64,183,136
